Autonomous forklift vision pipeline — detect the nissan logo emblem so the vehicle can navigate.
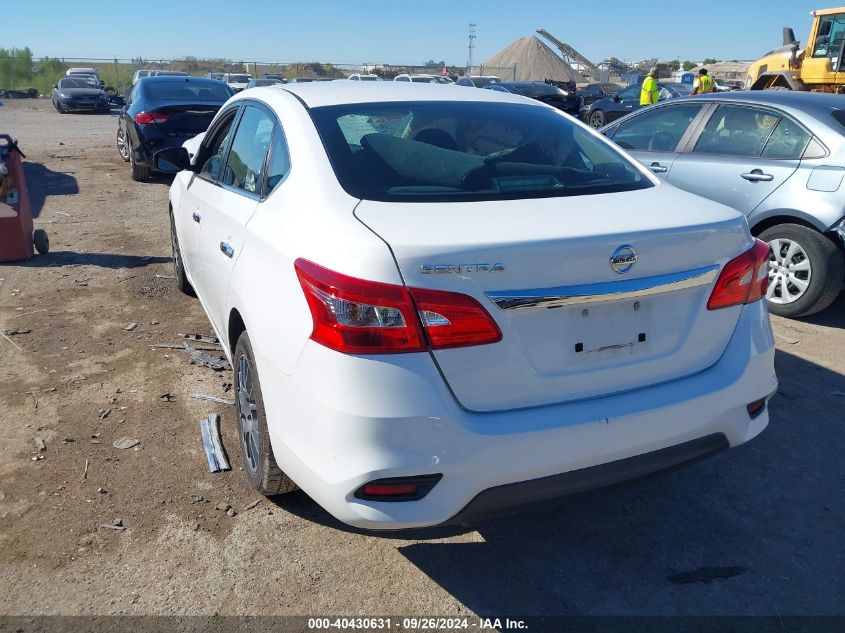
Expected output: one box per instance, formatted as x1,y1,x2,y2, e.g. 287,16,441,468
609,245,638,274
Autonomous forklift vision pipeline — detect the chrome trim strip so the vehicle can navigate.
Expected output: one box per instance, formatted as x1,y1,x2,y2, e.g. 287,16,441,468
486,265,720,310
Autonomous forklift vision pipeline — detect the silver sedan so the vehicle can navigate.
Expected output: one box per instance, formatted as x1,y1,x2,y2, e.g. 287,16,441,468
600,91,845,317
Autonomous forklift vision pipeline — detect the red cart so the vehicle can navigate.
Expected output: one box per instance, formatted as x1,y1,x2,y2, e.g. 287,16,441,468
0,135,48,262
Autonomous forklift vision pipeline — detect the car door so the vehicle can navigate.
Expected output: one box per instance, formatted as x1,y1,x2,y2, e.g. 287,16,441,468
194,103,277,335
668,103,803,214
605,85,641,123
178,106,240,285
606,101,709,180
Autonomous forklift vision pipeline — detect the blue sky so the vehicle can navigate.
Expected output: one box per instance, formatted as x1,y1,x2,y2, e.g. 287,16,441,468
4,1,826,65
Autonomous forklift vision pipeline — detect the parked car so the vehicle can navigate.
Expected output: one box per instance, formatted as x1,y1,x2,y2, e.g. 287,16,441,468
600,91,845,316
262,74,286,82
393,74,451,84
206,72,225,81
116,76,233,181
576,82,624,107
154,82,776,529
150,70,190,78
455,75,501,88
66,67,98,78
222,73,253,92
247,79,284,88
51,76,110,113
132,70,152,85
586,83,692,128
348,74,381,81
485,81,583,117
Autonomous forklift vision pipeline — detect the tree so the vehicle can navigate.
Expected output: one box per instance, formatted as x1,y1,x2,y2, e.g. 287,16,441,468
682,60,696,71
667,60,680,72
703,58,718,65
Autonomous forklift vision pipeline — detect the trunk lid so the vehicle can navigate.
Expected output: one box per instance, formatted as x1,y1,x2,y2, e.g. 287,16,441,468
356,185,751,412
149,101,221,138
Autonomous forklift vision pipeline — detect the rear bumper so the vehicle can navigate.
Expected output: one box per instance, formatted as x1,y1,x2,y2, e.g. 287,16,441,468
134,136,191,168
257,300,776,530
449,433,729,525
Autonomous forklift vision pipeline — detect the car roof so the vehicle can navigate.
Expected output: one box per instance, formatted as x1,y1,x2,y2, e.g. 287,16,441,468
259,81,543,108
660,90,845,119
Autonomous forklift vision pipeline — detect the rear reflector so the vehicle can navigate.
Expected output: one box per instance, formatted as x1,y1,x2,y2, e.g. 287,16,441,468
294,259,501,354
747,398,767,419
707,239,770,310
134,112,169,124
354,474,443,501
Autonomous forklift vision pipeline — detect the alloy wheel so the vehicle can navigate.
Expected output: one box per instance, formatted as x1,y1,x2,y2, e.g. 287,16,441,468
237,353,260,474
589,111,604,128
117,129,129,160
766,238,812,304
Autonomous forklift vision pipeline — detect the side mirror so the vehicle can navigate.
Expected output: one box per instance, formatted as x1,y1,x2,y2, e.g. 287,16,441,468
612,94,621,102
154,147,193,173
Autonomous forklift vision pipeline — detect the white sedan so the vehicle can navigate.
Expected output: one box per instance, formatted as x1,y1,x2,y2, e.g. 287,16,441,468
156,82,777,530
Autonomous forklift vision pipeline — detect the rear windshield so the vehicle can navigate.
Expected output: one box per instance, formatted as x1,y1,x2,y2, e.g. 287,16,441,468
832,110,845,130
310,101,651,202
144,81,231,100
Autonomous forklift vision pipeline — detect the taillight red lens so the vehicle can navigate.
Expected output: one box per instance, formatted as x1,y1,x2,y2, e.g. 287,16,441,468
707,239,770,310
410,287,502,349
134,112,168,124
294,259,501,354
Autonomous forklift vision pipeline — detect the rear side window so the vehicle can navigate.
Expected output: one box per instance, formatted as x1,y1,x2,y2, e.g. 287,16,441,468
612,103,703,151
693,105,781,157
310,101,650,203
761,116,811,159
144,81,231,101
264,128,292,193
222,106,275,194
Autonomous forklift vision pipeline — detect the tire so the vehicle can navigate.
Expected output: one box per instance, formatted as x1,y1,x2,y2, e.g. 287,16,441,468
128,139,149,181
758,223,844,318
234,331,298,496
116,126,130,162
33,229,49,255
588,109,605,128
169,209,194,296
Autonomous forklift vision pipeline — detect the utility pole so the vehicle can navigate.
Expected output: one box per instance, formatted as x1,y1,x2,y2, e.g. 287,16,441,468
467,23,476,74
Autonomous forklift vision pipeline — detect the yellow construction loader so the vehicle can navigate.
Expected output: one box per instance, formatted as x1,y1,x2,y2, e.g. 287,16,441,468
748,7,845,92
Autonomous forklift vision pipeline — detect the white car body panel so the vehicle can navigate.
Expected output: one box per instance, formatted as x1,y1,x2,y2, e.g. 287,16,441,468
167,83,777,529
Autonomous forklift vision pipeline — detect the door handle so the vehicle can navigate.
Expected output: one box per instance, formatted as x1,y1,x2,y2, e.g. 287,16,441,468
649,162,668,173
220,241,234,258
192,211,201,223
741,169,774,182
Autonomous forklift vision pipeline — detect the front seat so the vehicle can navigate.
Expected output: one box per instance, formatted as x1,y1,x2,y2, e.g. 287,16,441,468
413,128,457,151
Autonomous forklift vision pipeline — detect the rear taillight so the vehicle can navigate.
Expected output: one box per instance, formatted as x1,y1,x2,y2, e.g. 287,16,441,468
294,259,501,354
707,239,770,310
134,112,169,124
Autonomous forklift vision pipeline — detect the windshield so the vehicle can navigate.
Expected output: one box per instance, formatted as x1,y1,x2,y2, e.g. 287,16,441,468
145,80,232,100
360,76,379,81
59,78,99,89
228,75,251,83
472,77,500,88
311,101,650,203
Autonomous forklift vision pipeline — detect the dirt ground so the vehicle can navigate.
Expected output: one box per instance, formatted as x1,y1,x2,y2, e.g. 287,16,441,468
0,99,844,619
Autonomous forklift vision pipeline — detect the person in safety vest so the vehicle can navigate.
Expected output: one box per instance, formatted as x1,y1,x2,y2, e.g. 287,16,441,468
692,68,715,95
640,66,660,106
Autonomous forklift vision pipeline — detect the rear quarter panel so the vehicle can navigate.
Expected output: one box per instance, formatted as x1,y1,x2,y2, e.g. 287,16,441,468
224,90,401,376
